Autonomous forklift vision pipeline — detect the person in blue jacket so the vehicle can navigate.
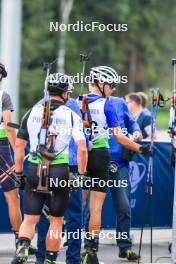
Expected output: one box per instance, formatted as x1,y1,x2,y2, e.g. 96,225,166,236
35,98,83,264
125,93,151,139
108,95,143,261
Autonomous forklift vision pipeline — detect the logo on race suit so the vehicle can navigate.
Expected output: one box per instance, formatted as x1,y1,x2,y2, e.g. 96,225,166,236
129,161,146,208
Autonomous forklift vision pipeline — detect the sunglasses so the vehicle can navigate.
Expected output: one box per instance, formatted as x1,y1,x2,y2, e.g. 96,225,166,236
106,82,116,89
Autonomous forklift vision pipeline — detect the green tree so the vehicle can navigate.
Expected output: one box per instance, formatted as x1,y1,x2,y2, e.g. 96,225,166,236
20,0,176,130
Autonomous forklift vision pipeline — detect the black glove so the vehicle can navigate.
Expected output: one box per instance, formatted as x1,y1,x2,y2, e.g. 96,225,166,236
139,145,152,156
15,172,26,191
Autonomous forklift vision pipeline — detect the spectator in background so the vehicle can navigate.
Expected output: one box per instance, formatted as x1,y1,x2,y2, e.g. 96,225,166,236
125,93,151,139
137,92,148,108
137,92,151,114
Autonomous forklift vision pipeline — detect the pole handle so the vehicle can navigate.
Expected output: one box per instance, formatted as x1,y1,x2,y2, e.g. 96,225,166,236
80,53,89,62
172,58,176,66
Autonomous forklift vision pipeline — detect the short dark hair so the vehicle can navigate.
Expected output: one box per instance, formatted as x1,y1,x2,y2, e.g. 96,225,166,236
137,92,148,108
48,90,64,96
125,93,141,105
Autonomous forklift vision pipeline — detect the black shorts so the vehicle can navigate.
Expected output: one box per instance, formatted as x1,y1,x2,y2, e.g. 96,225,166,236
0,144,16,192
24,163,70,217
86,149,110,193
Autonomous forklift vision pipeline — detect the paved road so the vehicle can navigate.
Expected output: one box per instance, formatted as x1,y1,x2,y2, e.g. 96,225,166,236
0,231,172,264
0,243,171,264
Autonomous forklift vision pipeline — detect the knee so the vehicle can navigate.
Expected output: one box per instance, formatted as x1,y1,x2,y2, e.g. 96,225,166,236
117,205,131,218
25,215,39,226
112,193,130,212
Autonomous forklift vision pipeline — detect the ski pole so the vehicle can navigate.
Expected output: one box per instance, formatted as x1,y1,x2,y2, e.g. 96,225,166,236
138,88,164,264
171,58,176,264
0,154,29,182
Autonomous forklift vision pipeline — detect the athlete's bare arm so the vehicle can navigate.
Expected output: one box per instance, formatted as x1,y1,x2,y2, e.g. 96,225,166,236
76,139,88,174
15,138,27,173
3,110,16,150
112,126,141,152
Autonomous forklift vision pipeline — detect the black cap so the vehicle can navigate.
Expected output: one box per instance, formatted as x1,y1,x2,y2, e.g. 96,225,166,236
47,73,73,95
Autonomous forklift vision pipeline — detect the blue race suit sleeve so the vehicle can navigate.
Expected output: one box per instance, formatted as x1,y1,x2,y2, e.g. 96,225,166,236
66,98,82,117
104,98,119,128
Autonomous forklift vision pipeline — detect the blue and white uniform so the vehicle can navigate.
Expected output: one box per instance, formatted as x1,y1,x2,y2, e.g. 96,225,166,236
85,93,119,149
81,93,120,193
36,98,84,264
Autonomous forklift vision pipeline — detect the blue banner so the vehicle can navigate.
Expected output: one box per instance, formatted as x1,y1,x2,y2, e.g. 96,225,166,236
0,142,174,231
102,142,174,228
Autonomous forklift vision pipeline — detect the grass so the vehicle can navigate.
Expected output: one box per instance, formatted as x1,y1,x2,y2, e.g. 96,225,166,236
156,108,170,130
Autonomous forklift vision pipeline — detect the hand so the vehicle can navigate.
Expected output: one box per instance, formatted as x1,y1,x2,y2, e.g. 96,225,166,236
69,173,79,192
15,172,26,191
168,127,174,138
69,173,90,192
78,173,90,183
133,131,143,141
139,145,151,156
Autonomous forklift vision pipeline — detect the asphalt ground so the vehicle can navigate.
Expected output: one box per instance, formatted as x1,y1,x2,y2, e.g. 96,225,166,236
0,230,172,264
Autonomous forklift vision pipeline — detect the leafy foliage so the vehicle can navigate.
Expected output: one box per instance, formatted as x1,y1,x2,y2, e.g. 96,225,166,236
20,0,176,130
